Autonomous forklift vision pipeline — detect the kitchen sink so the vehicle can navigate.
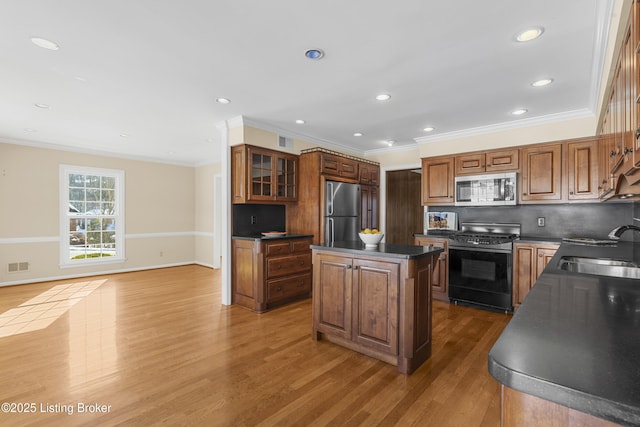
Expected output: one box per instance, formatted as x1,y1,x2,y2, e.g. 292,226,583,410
558,256,640,279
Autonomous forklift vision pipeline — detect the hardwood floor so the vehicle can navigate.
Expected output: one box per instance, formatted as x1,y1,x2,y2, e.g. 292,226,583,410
0,265,511,426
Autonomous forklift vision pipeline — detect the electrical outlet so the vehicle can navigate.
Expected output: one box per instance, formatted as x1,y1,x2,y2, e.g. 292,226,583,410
537,217,545,227
250,215,257,224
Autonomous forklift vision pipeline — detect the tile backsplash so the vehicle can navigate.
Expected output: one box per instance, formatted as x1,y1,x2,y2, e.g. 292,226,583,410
430,201,637,241
232,204,286,237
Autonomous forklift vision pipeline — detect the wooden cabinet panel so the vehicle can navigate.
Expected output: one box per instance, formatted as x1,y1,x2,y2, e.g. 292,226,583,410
353,259,399,355
266,253,311,278
312,248,437,374
314,253,353,339
521,144,562,202
414,236,448,302
267,273,311,304
321,154,358,180
359,163,380,185
486,149,520,172
513,242,559,309
232,237,312,312
454,149,520,176
567,138,599,201
361,185,379,230
455,153,484,175
231,144,298,204
422,157,454,206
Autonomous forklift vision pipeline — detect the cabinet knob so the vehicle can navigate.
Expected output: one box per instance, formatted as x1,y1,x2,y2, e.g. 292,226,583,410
569,191,574,195
523,193,528,196
624,147,634,154
300,260,305,266
299,281,304,286
277,286,282,291
346,265,352,269
353,265,359,270
635,128,640,139
610,150,616,157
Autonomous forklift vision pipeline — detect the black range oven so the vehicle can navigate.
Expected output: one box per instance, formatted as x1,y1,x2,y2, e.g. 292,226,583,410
448,222,520,313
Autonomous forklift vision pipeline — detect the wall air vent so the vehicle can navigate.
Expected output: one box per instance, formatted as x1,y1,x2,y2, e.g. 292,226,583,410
278,136,292,149
8,262,29,273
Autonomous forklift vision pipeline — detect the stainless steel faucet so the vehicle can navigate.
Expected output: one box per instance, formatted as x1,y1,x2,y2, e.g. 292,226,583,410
608,225,640,240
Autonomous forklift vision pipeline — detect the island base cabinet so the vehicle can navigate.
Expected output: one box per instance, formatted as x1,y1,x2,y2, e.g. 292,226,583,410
312,249,435,374
501,386,621,427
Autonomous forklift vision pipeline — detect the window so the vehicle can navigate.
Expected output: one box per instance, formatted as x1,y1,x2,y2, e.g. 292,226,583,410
60,165,125,266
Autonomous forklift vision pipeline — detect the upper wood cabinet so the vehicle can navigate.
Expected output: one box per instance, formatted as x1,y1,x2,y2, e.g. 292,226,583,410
321,153,358,180
231,145,298,204
567,138,600,201
361,185,379,231
520,143,563,203
455,149,520,175
422,157,454,206
359,163,379,185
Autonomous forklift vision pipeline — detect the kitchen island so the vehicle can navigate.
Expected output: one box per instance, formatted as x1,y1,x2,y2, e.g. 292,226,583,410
310,241,443,374
489,241,640,426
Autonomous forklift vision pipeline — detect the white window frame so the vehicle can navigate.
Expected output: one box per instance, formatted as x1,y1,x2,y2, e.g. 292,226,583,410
60,165,125,267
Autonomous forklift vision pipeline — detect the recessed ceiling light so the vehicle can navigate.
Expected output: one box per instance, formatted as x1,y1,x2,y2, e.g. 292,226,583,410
532,78,553,87
75,76,87,82
423,126,435,132
353,132,363,137
305,49,324,60
516,27,544,42
386,140,395,146
216,97,231,104
120,133,129,138
34,103,49,109
376,94,391,101
24,128,37,133
511,109,528,116
295,119,305,124
30,37,60,50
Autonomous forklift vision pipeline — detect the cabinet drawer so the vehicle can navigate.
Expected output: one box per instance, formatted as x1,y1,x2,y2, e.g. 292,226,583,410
265,241,291,256
291,239,312,253
267,273,311,303
266,253,312,278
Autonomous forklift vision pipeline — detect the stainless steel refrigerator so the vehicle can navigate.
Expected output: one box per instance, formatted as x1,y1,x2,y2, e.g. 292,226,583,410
324,181,360,244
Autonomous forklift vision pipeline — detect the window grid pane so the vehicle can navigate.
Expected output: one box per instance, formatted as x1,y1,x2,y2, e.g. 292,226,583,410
65,169,120,262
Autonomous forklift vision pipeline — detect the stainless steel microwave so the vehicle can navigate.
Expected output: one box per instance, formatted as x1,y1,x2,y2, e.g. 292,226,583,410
454,172,517,206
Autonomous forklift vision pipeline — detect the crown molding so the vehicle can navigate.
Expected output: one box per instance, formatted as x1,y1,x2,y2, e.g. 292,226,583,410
414,108,594,145
241,116,365,157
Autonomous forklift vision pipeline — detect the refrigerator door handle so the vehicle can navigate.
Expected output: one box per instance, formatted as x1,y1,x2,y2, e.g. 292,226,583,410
328,218,334,244
327,182,334,216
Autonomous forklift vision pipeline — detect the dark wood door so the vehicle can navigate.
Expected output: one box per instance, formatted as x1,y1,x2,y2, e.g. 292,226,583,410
520,144,562,202
313,253,353,340
386,170,422,245
352,258,399,356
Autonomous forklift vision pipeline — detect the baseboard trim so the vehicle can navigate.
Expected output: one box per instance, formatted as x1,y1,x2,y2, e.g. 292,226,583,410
0,262,215,287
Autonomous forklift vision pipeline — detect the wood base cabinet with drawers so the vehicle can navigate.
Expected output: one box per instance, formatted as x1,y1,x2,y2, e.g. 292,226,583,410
414,236,448,302
232,237,312,313
513,242,559,309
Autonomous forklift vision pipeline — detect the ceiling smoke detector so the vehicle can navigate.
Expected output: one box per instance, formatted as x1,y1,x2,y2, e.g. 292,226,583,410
305,49,324,60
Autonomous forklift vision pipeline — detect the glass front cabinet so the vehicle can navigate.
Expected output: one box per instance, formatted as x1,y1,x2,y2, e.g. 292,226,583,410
232,144,298,203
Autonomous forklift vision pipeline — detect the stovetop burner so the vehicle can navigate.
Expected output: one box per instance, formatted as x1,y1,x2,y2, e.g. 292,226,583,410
448,222,521,250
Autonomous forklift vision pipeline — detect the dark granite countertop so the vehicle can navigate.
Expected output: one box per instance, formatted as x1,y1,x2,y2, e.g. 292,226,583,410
310,241,443,260
488,241,640,426
516,236,563,245
232,233,314,241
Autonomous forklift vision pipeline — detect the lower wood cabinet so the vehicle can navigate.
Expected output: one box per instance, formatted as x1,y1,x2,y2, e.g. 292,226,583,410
513,242,559,309
312,248,437,374
414,236,448,302
232,237,312,312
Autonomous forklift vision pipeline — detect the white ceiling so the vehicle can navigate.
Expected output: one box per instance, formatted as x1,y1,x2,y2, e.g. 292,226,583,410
0,1,613,166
